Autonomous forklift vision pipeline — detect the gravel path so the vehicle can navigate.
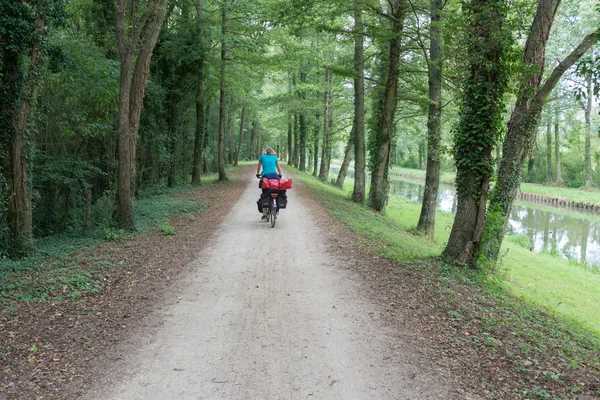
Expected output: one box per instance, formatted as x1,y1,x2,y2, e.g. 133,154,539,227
87,173,451,400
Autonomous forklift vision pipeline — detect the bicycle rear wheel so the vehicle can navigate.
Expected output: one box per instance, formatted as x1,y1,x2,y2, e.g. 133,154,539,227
270,198,277,228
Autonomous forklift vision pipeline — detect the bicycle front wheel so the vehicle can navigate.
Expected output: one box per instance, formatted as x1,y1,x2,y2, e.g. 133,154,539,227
270,198,277,228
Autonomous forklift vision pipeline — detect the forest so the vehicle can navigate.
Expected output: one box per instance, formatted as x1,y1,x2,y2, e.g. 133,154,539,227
1,0,600,270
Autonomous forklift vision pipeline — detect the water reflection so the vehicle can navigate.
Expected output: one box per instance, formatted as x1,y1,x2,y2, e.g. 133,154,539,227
387,179,600,269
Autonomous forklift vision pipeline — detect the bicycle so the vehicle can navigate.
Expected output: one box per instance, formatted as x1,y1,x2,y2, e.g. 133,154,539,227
257,175,280,228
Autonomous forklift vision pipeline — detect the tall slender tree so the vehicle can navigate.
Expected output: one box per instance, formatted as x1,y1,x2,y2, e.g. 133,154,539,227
191,0,206,185
352,0,366,203
234,107,246,166
417,0,443,236
554,107,564,184
217,3,228,181
368,0,407,212
115,0,168,229
319,68,333,181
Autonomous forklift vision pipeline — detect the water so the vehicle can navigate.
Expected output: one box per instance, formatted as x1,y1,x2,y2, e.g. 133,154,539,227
388,179,600,269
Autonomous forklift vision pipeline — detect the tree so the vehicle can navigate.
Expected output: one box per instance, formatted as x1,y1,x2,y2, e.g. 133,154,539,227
234,106,246,166
555,106,564,184
191,0,206,185
336,126,354,188
0,0,64,256
416,0,443,236
479,0,600,265
351,0,366,203
318,68,333,181
217,3,228,181
546,121,553,183
442,0,511,264
114,0,168,229
368,0,407,212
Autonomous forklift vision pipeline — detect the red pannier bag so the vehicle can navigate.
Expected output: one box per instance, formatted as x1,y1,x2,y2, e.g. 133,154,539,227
261,178,292,190
261,179,280,189
279,179,292,190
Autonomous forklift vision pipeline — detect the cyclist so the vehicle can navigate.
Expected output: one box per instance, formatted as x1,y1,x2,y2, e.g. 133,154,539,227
256,146,282,221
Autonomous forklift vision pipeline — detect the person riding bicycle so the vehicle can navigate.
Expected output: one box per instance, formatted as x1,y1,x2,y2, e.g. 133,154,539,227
256,146,282,221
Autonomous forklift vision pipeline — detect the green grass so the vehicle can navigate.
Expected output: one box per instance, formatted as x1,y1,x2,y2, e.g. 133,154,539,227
290,168,600,340
518,182,600,205
293,168,600,396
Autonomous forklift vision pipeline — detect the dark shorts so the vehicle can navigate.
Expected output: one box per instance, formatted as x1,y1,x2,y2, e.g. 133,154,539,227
262,173,280,180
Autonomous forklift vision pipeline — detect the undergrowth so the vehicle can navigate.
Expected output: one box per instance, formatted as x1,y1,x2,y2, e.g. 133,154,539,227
0,183,207,306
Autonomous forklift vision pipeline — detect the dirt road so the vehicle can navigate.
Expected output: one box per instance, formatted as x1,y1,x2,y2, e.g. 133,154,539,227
87,173,451,399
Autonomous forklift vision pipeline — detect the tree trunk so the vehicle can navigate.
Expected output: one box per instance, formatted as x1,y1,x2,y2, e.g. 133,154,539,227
84,190,92,235
368,0,406,212
287,113,293,164
235,107,246,166
217,5,227,181
191,0,205,185
192,90,205,184
294,113,300,166
202,101,212,173
115,0,168,229
336,126,355,188
250,120,258,160
352,0,366,203
167,94,178,187
319,69,333,181
227,105,234,165
480,1,600,265
585,73,593,186
442,0,510,264
546,122,553,183
313,113,320,176
1,7,47,257
299,72,308,171
555,107,563,184
417,0,443,236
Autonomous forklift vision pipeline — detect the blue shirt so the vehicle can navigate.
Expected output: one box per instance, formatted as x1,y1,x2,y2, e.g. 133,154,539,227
260,154,278,175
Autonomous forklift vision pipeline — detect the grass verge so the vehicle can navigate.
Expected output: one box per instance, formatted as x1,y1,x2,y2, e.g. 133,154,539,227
0,174,226,306
291,168,600,398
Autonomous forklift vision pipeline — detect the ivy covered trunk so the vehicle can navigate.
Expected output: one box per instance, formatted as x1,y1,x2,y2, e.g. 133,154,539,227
336,126,354,188
368,0,406,212
352,0,366,203
319,69,332,181
442,0,510,264
479,0,600,265
416,0,443,236
0,3,49,257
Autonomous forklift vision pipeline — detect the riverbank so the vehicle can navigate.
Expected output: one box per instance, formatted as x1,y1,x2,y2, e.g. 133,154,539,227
290,168,600,398
393,166,600,211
